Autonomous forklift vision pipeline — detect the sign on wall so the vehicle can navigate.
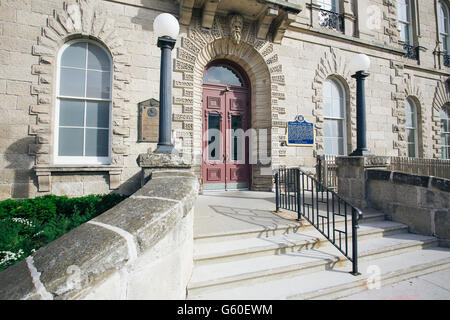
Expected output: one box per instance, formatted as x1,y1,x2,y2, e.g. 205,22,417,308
138,98,159,142
286,115,314,146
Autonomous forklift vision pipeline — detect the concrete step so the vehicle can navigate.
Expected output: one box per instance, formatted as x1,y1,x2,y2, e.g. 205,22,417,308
193,220,408,265
188,245,450,300
188,231,438,296
194,209,386,245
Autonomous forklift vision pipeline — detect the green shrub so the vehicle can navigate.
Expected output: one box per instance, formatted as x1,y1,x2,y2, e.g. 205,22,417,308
0,193,127,272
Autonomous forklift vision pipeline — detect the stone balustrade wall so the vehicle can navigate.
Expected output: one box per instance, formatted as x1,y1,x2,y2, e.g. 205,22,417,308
0,171,198,299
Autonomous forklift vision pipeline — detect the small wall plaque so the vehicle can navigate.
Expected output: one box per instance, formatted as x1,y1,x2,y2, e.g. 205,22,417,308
286,115,314,146
138,98,159,142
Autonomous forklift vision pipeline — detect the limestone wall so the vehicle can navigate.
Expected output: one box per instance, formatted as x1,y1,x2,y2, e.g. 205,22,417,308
0,0,449,198
0,171,199,299
367,169,450,247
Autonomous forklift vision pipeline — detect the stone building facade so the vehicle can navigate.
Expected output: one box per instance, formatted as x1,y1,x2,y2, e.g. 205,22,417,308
0,0,449,199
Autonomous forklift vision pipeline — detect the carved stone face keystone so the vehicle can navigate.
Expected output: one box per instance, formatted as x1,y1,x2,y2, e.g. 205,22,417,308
229,14,244,45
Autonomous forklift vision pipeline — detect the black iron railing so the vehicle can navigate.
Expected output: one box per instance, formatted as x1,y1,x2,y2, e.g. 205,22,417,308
318,9,345,33
275,167,362,275
403,43,419,60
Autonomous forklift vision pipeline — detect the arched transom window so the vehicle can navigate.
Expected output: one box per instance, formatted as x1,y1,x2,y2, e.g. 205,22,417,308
203,64,246,87
55,40,112,164
323,78,346,155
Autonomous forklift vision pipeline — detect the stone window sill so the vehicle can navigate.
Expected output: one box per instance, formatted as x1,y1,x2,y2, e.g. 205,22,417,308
34,165,123,192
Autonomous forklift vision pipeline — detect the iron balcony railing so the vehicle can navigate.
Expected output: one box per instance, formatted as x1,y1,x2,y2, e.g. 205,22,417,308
274,167,362,275
388,157,450,180
403,43,419,60
318,9,345,33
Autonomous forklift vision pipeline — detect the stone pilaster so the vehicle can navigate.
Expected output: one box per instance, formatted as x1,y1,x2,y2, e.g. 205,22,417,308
336,155,390,209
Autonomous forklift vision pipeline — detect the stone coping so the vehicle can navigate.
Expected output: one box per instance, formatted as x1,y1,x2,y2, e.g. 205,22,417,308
0,171,199,300
367,169,450,193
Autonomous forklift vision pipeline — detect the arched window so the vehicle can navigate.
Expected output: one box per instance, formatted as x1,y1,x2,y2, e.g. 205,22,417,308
398,0,412,44
55,40,112,164
203,64,246,87
439,0,450,53
405,98,418,157
441,104,450,159
323,78,346,155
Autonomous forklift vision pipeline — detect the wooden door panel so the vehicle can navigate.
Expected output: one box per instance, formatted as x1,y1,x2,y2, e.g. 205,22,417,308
202,87,226,187
202,85,250,190
225,90,250,189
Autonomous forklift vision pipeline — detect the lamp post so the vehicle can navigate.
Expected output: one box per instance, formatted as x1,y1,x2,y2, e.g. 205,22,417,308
153,13,179,154
349,53,371,157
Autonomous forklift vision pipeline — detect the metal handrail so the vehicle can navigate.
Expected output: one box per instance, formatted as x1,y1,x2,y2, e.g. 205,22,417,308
275,167,362,275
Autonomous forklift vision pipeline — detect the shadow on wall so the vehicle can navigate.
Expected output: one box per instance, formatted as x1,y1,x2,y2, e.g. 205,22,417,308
114,170,142,196
4,137,36,200
130,2,178,31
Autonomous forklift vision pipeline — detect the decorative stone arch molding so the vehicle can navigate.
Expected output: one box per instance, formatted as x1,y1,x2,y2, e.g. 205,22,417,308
29,0,130,191
172,15,286,190
432,78,450,158
312,47,357,156
403,76,428,157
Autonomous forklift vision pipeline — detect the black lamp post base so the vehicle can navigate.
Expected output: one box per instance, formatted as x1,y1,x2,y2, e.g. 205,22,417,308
349,149,372,157
154,144,177,154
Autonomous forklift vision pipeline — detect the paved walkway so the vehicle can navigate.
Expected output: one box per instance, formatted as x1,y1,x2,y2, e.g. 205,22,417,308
340,268,450,300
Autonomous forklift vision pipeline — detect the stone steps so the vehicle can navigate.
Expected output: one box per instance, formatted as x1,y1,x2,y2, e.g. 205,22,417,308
188,246,450,300
193,220,408,265
194,209,385,244
187,208,450,300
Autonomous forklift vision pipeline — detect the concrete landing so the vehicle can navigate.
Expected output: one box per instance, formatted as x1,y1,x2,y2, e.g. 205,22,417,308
194,191,294,238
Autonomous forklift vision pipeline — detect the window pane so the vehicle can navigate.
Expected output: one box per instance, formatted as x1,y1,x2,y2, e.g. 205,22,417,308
85,129,109,157
203,65,245,87
86,101,110,128
231,115,243,161
324,119,343,137
87,43,110,71
407,128,416,143
59,68,85,97
59,128,84,156
399,23,410,43
59,99,84,127
324,137,333,155
86,71,111,99
61,42,86,68
398,0,409,21
208,114,221,161
441,119,448,132
408,143,416,157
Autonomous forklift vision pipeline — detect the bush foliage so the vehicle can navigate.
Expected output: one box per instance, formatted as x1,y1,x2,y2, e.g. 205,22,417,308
0,194,127,272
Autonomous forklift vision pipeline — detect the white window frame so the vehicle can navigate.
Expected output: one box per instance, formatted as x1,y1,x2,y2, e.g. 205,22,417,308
317,0,339,13
323,78,347,156
54,39,113,165
397,0,413,44
439,0,450,53
405,98,419,158
441,104,450,160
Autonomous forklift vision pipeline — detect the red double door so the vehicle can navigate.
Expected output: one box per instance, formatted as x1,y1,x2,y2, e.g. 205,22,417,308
202,83,251,190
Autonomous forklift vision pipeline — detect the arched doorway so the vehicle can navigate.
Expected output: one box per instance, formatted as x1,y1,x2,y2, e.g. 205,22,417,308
202,60,251,190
